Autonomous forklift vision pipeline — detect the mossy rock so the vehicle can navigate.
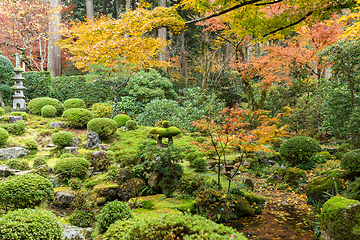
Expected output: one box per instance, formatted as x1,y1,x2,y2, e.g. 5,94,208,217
232,195,255,217
306,171,341,202
243,192,265,214
320,196,360,240
272,167,306,187
93,182,119,202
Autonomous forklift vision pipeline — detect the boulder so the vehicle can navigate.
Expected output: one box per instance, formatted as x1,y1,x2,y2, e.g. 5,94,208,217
0,164,20,177
86,131,101,149
71,138,80,147
320,196,360,240
120,126,128,131
93,183,119,202
232,195,255,217
0,147,29,160
50,122,66,128
306,171,341,202
62,224,92,240
14,170,32,175
8,116,23,123
64,147,79,155
98,144,108,151
147,172,161,191
54,190,75,208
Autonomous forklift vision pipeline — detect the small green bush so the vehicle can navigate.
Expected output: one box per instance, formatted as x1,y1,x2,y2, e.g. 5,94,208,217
69,178,82,190
192,157,207,172
0,173,54,209
185,151,206,166
279,136,321,165
92,102,113,118
51,131,74,147
0,127,9,147
113,114,131,127
64,98,86,110
32,156,47,169
53,157,90,183
87,118,117,138
0,120,26,135
125,120,137,130
62,108,94,128
7,158,29,171
96,200,133,233
10,111,28,120
341,149,360,176
28,97,64,116
0,55,13,82
24,139,38,150
0,107,4,116
0,208,62,240
41,105,57,117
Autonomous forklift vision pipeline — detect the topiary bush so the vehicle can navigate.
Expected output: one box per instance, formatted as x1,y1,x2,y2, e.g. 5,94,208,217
64,98,86,110
96,200,133,234
185,151,206,166
28,97,64,116
0,173,54,209
101,214,246,240
113,114,131,127
32,156,47,169
92,102,113,118
125,120,137,130
87,118,117,138
24,139,38,150
279,136,321,166
53,157,90,183
51,131,74,147
341,149,360,177
0,208,62,240
0,127,9,147
0,55,13,82
0,120,26,135
192,157,207,172
62,108,94,128
6,158,29,171
41,105,57,117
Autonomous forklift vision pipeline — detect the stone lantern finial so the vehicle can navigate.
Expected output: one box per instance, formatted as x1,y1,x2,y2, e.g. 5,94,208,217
15,53,20,68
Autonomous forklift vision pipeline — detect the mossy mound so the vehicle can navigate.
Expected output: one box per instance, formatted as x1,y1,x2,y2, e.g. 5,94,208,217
267,167,306,187
306,171,341,202
320,196,360,240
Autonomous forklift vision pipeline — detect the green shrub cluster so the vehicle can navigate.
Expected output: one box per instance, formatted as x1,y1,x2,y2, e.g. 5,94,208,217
7,158,29,171
0,120,26,135
87,118,117,138
192,157,207,172
92,102,113,118
0,107,4,116
28,97,63,116
113,114,131,127
0,173,54,209
279,136,321,165
341,149,360,176
64,98,86,110
53,157,90,183
51,131,74,147
24,139,38,150
0,208,62,240
174,175,207,199
185,151,206,166
125,120,137,130
32,156,47,169
62,108,94,128
101,214,246,240
0,85,12,106
0,55,13,84
96,200,133,234
23,71,51,100
41,105,57,117
11,111,28,120
0,127,9,147
68,189,97,228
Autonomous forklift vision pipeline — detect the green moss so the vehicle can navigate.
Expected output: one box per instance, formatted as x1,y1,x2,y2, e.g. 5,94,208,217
232,195,255,217
149,126,181,138
320,196,360,240
306,171,341,202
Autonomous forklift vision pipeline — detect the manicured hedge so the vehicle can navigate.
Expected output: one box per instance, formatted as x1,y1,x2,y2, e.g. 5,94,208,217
23,71,51,100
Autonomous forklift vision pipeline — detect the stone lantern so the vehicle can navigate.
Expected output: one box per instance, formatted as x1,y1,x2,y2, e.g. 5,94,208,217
12,53,26,109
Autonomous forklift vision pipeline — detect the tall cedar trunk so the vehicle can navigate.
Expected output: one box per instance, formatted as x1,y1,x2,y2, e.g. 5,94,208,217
180,30,187,87
102,0,107,14
48,0,62,77
85,0,94,20
201,31,209,90
158,0,167,62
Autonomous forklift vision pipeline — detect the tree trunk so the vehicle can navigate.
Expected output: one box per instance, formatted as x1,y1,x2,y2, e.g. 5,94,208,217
102,0,107,15
85,0,94,20
158,0,167,62
180,30,187,87
48,0,62,77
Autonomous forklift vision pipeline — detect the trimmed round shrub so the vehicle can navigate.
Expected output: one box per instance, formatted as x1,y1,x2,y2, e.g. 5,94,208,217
341,149,360,176
53,157,90,183
24,139,38,150
185,151,206,166
279,136,321,165
0,173,54,209
0,120,26,135
96,200,133,234
113,114,131,127
87,118,117,138
62,108,94,128
125,120,137,130
102,214,246,240
51,131,74,147
0,127,9,147
0,107,4,116
41,105,57,117
10,111,28,120
92,102,113,118
7,158,29,171
0,208,62,240
28,97,64,116
32,156,47,169
0,55,13,81
64,98,86,110
192,157,207,172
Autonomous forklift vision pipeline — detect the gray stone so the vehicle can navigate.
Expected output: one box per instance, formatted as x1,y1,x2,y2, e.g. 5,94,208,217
48,144,56,148
50,122,66,128
0,147,29,160
93,151,107,160
14,170,32,175
0,165,20,177
71,138,80,147
120,126,128,131
86,131,101,149
62,224,92,240
64,147,79,155
50,178,57,187
54,191,75,208
8,116,23,123
98,144,108,151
